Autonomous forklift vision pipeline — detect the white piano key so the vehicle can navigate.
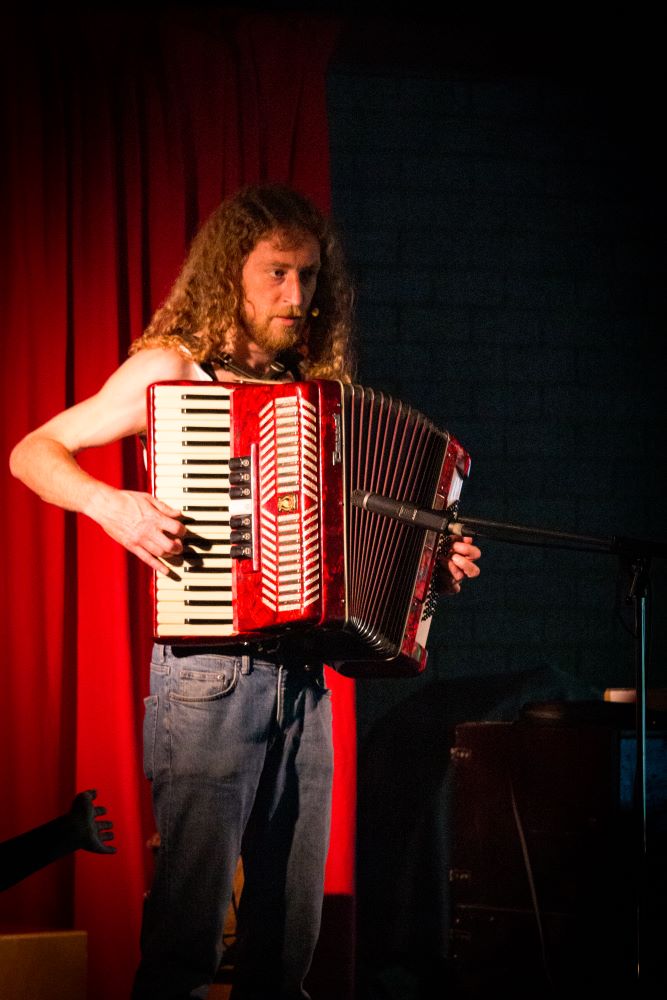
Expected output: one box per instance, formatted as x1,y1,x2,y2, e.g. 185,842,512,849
182,543,234,555
157,609,234,623
154,394,230,403
156,492,230,504
181,529,233,540
155,448,231,461
156,476,230,490
154,430,231,443
156,624,237,637
158,598,233,610
157,590,232,602
157,571,233,587
154,416,231,428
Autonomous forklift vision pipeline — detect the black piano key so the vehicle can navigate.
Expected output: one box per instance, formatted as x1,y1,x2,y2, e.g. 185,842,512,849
174,474,229,480
183,618,233,625
180,518,229,527
184,600,233,607
181,570,224,576
177,425,228,432
180,459,227,465
182,506,228,512
180,486,230,493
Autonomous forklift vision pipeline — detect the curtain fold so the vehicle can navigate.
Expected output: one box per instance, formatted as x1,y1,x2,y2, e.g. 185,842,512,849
1,12,354,998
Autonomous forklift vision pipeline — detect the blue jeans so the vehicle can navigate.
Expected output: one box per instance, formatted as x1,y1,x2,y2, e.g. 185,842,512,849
132,645,334,1000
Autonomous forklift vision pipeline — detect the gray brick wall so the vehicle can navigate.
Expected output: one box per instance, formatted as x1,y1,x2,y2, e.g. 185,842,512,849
327,66,666,741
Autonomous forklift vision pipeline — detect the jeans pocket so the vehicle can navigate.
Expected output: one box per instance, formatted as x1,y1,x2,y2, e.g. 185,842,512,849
170,661,239,703
143,694,159,779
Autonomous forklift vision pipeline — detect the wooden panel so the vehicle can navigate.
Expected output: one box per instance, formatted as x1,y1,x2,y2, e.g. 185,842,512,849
0,931,86,1000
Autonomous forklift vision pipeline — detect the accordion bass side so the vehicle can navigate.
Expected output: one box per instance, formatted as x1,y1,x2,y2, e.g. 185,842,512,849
146,379,471,677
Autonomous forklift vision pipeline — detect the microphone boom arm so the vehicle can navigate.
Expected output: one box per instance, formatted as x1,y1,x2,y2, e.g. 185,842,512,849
350,489,667,557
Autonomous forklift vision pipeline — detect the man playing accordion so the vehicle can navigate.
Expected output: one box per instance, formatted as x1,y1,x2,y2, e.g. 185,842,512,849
10,184,481,999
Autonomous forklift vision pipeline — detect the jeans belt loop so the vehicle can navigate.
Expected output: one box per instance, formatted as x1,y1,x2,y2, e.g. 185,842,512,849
240,655,252,676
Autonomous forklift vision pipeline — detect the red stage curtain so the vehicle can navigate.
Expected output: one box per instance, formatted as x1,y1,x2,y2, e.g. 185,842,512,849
0,11,354,998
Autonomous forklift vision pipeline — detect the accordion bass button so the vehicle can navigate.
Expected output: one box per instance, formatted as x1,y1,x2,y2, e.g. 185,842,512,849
231,544,252,560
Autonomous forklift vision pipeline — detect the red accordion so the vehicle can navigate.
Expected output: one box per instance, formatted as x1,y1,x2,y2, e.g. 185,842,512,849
146,379,470,677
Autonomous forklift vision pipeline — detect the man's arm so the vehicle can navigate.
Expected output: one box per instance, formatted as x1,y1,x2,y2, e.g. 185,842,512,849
9,348,195,574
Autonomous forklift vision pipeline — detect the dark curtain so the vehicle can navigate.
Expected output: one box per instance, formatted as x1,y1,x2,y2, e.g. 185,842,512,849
0,11,355,998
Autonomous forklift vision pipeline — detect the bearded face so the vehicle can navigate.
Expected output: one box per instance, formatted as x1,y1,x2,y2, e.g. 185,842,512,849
239,231,321,355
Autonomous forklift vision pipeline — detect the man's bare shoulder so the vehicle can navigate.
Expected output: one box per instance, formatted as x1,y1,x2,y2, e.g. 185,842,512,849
112,346,200,388
18,348,202,454
80,347,201,442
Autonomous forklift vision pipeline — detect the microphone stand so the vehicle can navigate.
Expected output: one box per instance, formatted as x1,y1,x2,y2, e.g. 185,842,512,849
351,488,667,988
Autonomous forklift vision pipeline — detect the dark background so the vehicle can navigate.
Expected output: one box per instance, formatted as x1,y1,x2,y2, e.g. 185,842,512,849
328,14,665,727
325,14,666,997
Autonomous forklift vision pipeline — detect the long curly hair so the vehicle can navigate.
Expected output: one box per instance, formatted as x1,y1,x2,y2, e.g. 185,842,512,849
129,184,355,381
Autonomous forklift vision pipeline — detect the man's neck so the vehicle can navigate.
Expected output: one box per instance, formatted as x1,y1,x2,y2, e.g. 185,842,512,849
213,338,291,383
239,339,276,376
